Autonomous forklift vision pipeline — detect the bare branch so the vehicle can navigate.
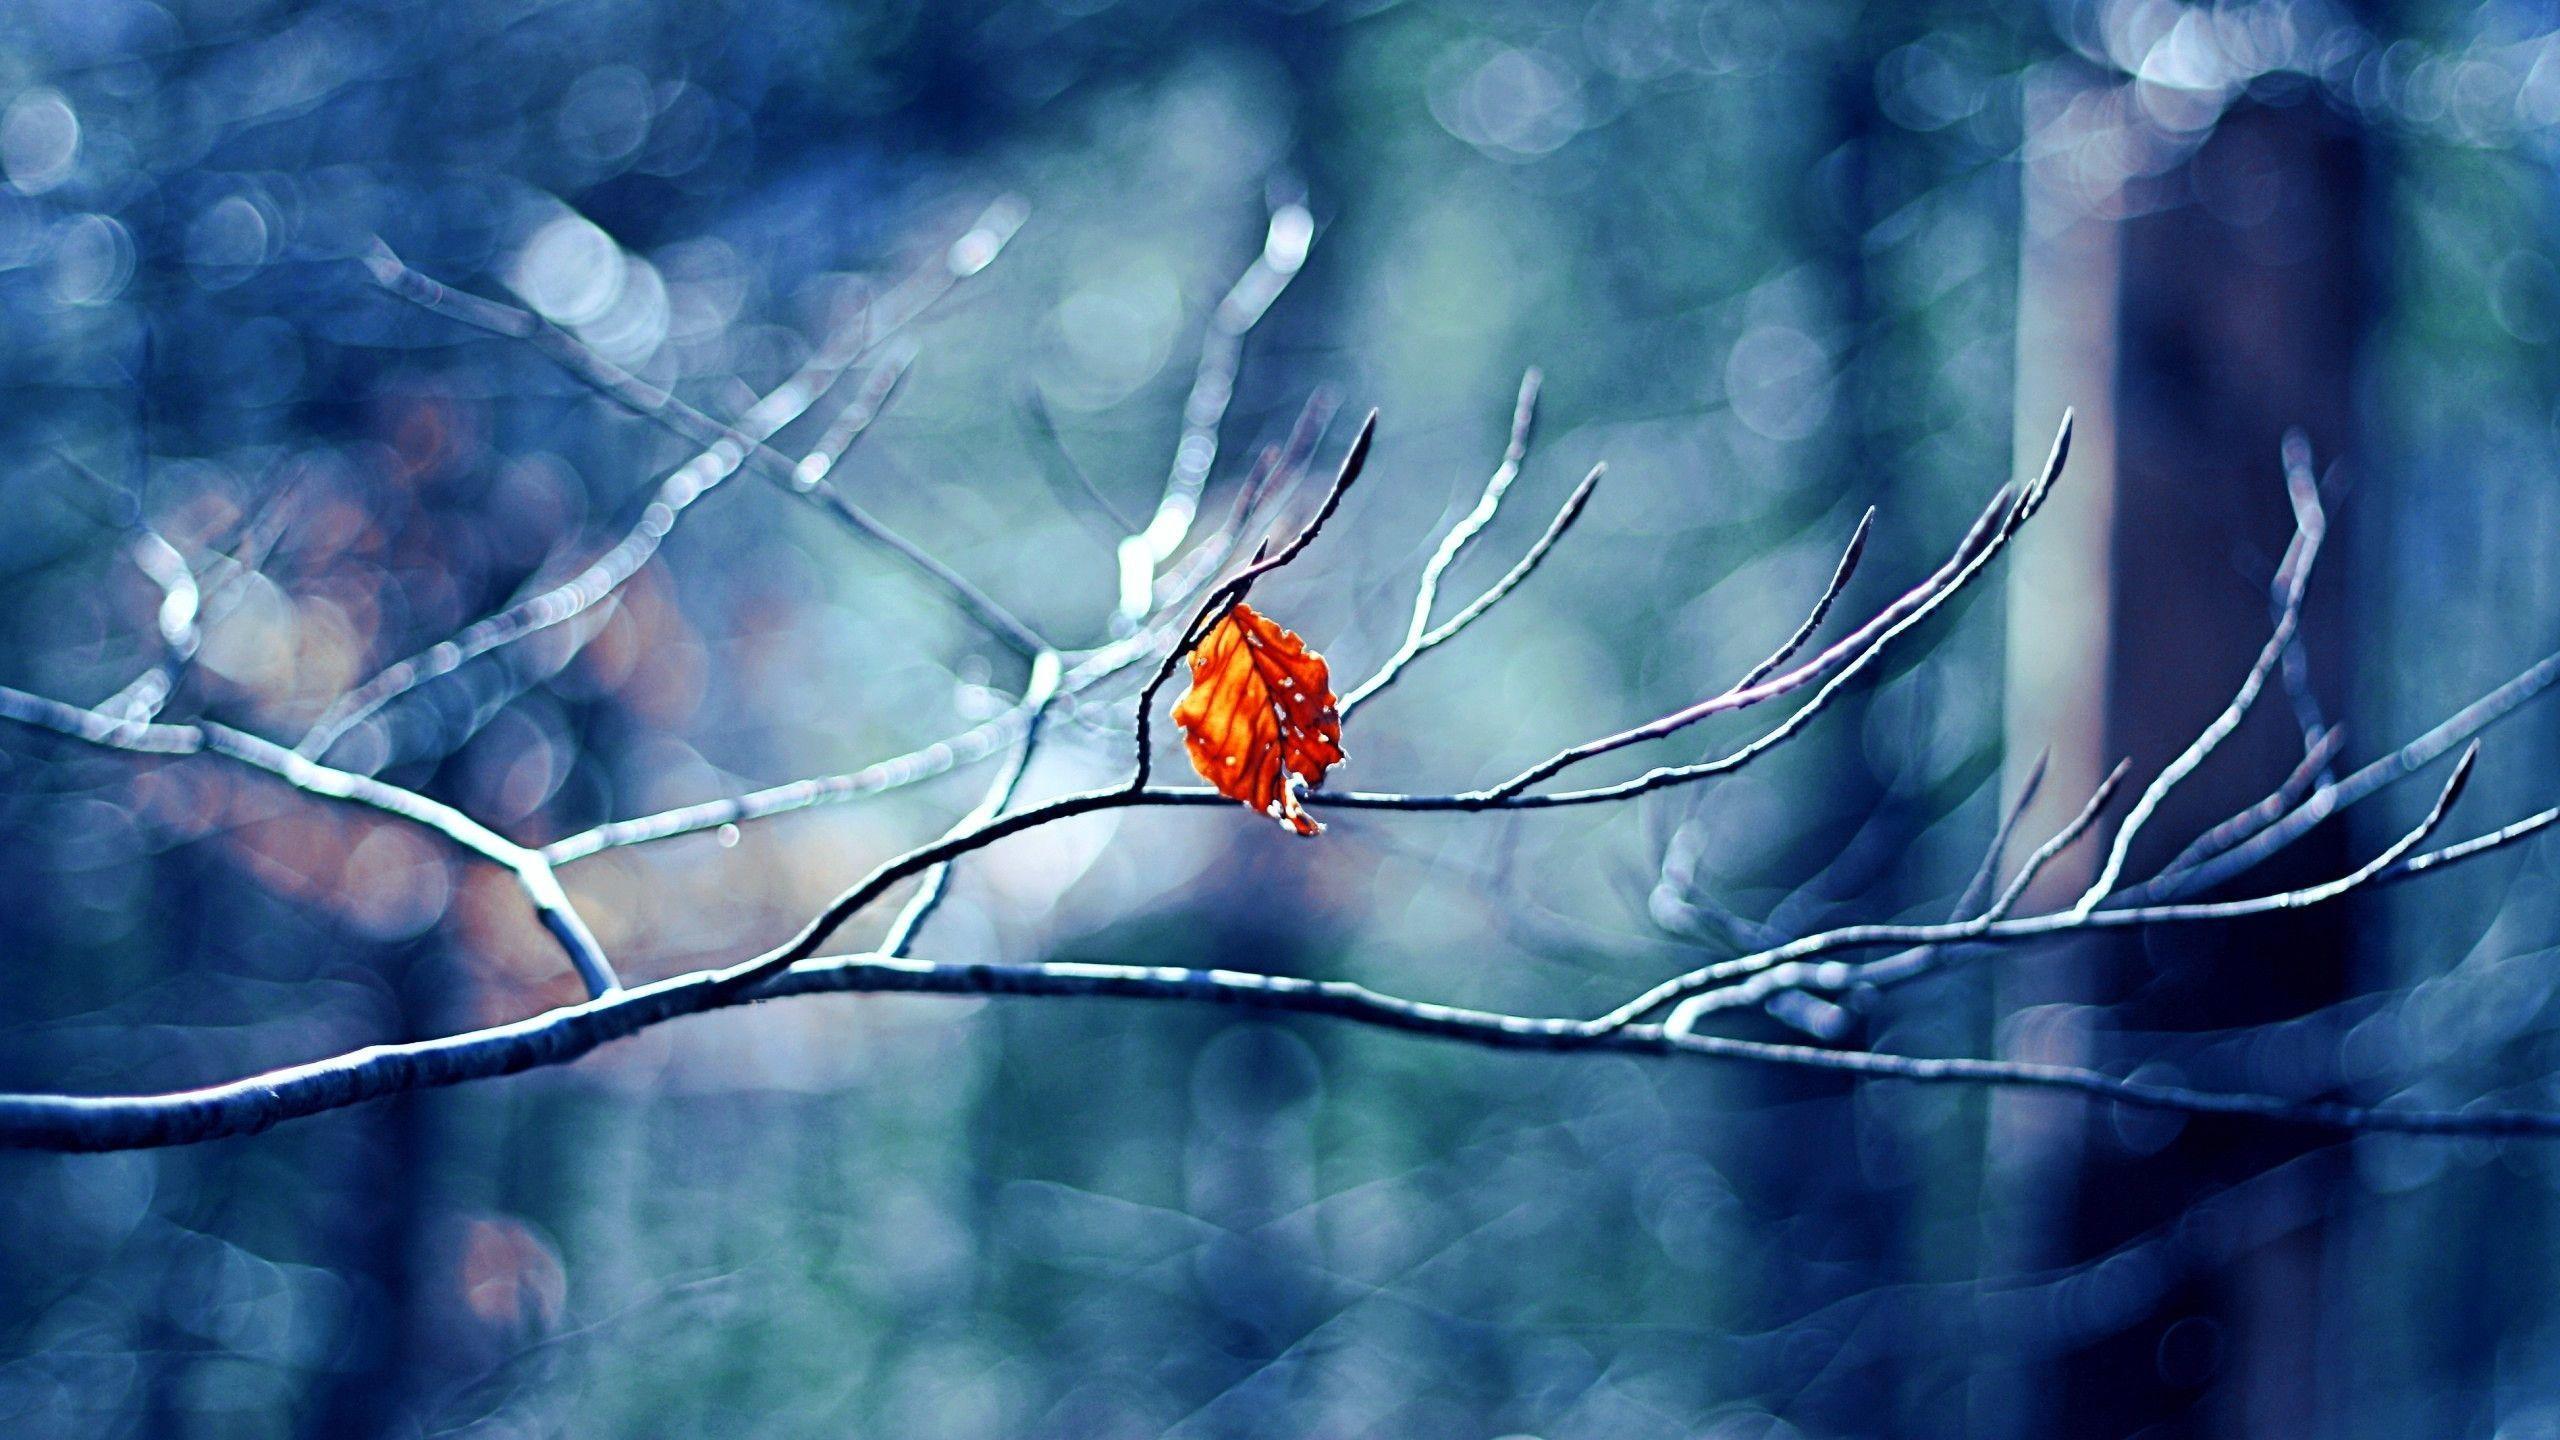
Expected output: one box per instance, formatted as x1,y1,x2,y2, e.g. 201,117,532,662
16,255,2560,1171
1146,389,1339,621
878,649,1062,955
363,230,1051,659
2067,437,2327,916
1951,749,2050,919
541,632,1157,864
7,558,2529,1152
1341,368,1541,699
1485,412,2071,802
541,711,1030,865
1345,464,1603,718
1614,743,2476,1031
2270,431,2338,771
300,323,917,762
790,338,920,491
13,916,2560,1153
0,574,2544,1153
1731,507,1875,692
1116,199,1314,630
2152,724,2346,883
1739,756,2109,1017
0,686,619,996
1984,760,2132,921
2393,796,2560,880
2128,644,2560,903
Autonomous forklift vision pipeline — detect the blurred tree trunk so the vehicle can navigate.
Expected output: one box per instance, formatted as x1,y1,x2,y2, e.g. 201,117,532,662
2086,94,2367,1438
296,951,434,1440
1990,89,2371,1438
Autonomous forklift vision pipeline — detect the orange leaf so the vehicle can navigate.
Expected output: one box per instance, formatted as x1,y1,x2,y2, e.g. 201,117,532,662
1172,602,1346,835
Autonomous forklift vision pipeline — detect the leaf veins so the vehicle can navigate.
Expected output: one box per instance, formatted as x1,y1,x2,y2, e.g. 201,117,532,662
1172,602,1345,835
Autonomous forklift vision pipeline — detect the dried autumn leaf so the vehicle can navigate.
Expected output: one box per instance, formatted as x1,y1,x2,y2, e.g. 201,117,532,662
1172,602,1346,835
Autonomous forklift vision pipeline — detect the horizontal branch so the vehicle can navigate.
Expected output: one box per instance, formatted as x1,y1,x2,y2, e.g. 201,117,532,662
544,568,1195,865
11,937,2560,1153
1827,642,2560,1012
6,725,2555,1153
16,300,2560,1166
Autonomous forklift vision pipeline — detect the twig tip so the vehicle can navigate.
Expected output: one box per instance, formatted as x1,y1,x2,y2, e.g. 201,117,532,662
2442,740,2482,810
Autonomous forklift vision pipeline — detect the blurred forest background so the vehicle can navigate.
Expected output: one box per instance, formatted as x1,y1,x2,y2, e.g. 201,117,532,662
6,0,2560,1436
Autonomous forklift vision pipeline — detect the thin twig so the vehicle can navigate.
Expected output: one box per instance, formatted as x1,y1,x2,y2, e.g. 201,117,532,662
878,650,1062,955
790,339,920,491
1146,390,1339,620
1342,368,1541,708
1614,744,2476,1030
2393,798,2560,880
2270,432,2338,776
1486,413,2070,801
1984,760,2132,921
1951,749,2050,919
1731,508,1876,692
2067,438,2327,917
1792,756,2106,1008
1852,740,2541,1007
1340,391,1607,719
2128,645,2560,903
2151,725,2346,883
1116,200,1314,630
301,326,917,761
541,632,1156,864
1129,413,1377,790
